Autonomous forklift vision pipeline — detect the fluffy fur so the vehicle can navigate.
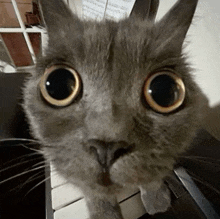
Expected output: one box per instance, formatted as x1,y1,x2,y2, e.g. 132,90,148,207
23,0,207,218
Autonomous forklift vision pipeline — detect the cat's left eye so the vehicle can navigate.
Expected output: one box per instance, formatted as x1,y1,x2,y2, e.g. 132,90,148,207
143,72,185,113
40,65,81,107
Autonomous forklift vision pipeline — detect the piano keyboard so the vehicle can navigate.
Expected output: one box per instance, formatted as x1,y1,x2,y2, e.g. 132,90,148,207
46,164,146,219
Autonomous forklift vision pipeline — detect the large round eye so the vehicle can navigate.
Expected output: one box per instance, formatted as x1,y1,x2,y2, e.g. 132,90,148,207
40,65,81,107
143,72,185,113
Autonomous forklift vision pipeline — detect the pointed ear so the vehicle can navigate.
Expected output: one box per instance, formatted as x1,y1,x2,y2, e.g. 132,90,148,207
156,0,198,55
130,0,159,21
39,0,83,39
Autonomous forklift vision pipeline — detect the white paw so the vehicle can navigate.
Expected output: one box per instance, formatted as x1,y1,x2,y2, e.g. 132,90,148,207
140,183,171,215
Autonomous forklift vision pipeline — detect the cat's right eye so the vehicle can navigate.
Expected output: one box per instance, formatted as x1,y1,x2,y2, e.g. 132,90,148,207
143,72,185,113
40,65,81,107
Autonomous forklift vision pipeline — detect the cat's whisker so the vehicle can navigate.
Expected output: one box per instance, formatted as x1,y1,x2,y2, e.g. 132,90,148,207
180,156,220,166
32,160,47,168
0,138,39,143
184,169,220,196
0,157,42,174
22,160,49,175
22,170,45,187
181,155,220,162
1,164,49,194
5,161,50,192
19,143,43,153
0,165,47,185
0,152,41,173
8,170,46,193
25,175,51,197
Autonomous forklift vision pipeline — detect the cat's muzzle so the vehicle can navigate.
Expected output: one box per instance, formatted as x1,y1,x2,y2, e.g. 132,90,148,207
88,140,135,167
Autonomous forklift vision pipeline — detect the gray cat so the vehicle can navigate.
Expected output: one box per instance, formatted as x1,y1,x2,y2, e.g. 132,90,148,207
23,0,207,218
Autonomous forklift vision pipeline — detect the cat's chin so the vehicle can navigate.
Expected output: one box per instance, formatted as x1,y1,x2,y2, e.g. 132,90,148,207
94,165,152,191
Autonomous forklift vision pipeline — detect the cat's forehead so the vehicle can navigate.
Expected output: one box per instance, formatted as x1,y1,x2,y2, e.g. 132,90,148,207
83,19,150,41
81,21,147,73
83,19,152,57
82,19,154,76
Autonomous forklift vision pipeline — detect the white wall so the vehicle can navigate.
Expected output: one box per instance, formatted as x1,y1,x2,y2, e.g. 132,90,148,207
156,0,220,107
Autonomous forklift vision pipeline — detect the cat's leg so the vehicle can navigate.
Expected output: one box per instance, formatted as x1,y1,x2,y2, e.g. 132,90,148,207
139,181,171,215
85,193,123,219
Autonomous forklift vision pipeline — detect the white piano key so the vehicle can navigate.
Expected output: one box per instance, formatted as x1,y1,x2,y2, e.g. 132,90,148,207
117,187,139,203
54,198,89,219
120,192,146,219
54,192,145,219
52,183,84,210
51,180,139,210
50,164,67,188
50,172,67,189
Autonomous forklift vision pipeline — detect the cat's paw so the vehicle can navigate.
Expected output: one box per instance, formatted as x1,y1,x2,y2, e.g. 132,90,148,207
140,183,171,215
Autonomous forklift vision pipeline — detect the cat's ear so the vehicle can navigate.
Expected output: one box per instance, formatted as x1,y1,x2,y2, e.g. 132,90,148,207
156,0,198,55
38,0,83,39
130,0,159,21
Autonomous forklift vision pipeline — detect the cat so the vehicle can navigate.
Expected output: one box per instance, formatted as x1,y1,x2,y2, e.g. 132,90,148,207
22,0,208,218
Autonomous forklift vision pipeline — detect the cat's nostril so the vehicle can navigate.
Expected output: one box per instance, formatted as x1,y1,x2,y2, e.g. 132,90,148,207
111,143,135,165
88,140,135,167
113,148,131,162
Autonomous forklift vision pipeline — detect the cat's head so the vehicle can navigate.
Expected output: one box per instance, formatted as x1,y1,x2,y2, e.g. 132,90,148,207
23,0,207,192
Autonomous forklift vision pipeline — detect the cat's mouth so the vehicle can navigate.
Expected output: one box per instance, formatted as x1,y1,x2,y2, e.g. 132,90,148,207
97,168,113,187
92,142,135,187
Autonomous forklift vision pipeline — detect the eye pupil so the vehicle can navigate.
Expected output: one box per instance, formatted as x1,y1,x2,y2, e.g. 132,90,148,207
46,68,76,100
149,74,178,107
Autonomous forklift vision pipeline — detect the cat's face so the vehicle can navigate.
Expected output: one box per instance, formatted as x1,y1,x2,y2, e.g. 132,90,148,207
23,0,206,193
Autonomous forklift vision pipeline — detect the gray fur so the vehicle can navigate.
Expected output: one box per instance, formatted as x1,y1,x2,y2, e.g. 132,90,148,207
23,0,207,218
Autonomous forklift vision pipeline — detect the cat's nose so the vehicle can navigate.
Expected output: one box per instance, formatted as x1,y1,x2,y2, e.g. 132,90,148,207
88,140,134,167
